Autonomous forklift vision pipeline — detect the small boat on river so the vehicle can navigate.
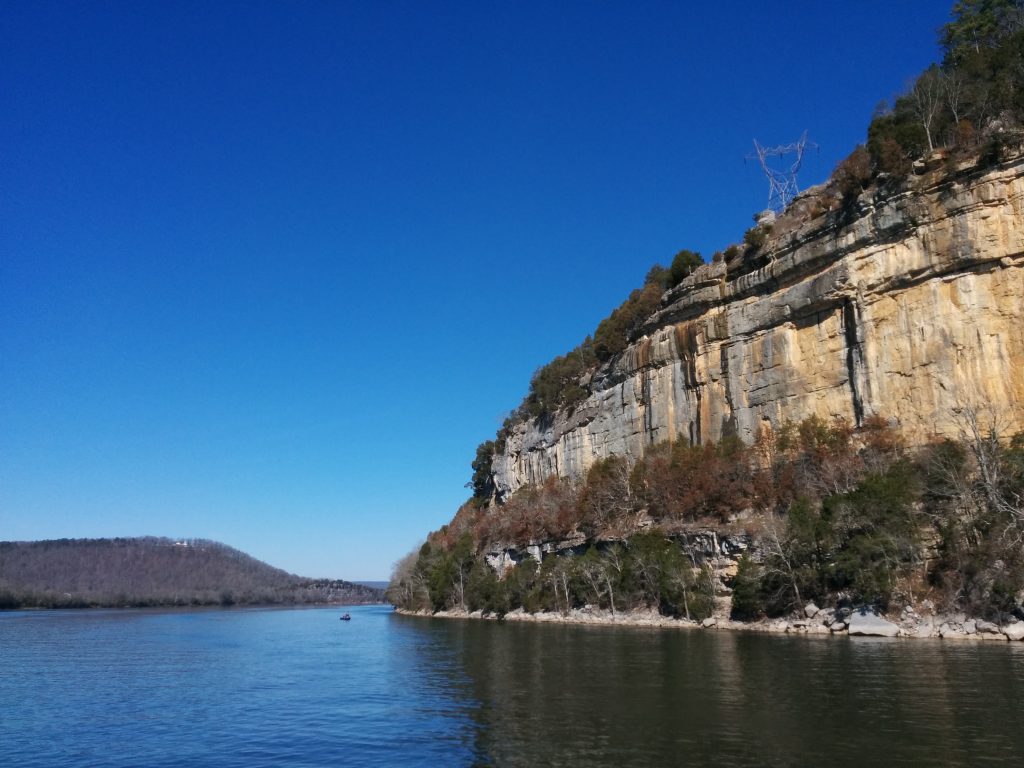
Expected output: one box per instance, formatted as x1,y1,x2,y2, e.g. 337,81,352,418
339,613,351,621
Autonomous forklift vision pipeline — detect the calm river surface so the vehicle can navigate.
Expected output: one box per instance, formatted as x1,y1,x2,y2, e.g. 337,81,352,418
2,604,1023,767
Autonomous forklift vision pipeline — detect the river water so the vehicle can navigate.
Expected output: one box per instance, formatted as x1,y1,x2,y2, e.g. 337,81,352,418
1,604,1022,767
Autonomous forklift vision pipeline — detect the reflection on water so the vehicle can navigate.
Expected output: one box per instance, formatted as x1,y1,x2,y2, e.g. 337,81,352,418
407,616,1024,767
1,607,1021,767
0,606,480,768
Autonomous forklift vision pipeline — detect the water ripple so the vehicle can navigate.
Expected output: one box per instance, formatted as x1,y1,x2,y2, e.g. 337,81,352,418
2,607,1022,766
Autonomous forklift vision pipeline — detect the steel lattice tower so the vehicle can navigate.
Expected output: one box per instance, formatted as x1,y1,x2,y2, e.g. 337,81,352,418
748,131,817,213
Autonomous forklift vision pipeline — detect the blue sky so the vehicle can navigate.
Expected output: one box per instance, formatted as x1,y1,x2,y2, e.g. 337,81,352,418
2,1,953,580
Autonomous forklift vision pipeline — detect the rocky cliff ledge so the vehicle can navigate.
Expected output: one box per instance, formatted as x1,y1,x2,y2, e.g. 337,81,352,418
493,154,1024,499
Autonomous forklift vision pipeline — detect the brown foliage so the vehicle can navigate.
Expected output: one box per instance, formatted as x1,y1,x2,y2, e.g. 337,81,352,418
475,477,581,547
449,416,905,559
632,438,755,525
874,136,913,177
579,456,639,536
832,145,873,199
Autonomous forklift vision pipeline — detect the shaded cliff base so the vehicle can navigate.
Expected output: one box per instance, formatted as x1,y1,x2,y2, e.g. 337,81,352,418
392,414,1024,638
396,605,1024,642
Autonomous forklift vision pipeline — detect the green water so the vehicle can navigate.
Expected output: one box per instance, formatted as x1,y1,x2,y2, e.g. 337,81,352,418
408,614,1024,767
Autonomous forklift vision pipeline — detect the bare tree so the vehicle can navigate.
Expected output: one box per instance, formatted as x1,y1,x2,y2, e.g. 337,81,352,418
386,548,426,609
600,544,628,615
548,557,573,614
757,511,803,610
942,69,968,127
674,537,714,621
911,68,944,153
955,405,1024,540
630,543,664,608
581,455,641,536
578,549,614,613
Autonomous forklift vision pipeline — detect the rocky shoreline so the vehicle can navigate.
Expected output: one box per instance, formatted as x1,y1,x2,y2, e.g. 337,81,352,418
395,604,1024,641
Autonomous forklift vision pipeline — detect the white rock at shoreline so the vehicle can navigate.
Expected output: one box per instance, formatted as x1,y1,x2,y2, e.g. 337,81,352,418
397,606,1024,643
1003,623,1024,641
847,610,901,637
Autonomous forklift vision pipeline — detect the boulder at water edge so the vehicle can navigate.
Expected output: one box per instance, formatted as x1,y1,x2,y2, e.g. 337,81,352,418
1003,623,1024,641
975,620,1001,635
847,610,901,638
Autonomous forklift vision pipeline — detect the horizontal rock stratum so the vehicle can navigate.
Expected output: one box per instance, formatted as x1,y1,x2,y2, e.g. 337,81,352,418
493,154,1024,499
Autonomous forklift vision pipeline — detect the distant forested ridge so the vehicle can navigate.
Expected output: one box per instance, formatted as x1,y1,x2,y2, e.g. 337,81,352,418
0,537,384,609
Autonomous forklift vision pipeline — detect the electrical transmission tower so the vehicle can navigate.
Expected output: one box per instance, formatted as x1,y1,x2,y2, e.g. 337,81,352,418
748,131,818,213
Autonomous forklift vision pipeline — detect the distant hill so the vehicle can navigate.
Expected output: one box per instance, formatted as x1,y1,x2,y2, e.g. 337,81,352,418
0,537,384,609
353,580,389,590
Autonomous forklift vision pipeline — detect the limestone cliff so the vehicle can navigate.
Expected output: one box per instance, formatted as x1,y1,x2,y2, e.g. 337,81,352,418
493,154,1024,499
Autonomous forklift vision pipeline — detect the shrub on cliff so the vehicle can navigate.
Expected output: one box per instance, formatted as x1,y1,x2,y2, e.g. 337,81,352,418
832,145,873,201
666,249,702,288
592,280,664,362
866,113,921,176
522,346,596,418
742,223,770,253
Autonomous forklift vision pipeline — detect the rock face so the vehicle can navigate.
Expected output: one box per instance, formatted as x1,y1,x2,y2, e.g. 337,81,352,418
493,156,1024,497
484,530,750,578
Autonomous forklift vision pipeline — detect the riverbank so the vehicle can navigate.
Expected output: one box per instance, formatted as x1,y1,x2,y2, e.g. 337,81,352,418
395,604,1024,641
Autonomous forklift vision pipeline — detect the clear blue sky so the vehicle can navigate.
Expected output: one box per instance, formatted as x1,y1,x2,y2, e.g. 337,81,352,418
2,1,952,580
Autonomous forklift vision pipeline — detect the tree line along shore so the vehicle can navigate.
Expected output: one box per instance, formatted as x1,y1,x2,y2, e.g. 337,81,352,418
388,414,1024,639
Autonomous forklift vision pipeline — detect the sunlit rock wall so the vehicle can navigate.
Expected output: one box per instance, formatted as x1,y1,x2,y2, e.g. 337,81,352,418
493,155,1024,499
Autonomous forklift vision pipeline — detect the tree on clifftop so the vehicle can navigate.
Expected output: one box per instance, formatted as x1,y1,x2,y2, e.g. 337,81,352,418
942,0,1024,64
469,440,495,502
